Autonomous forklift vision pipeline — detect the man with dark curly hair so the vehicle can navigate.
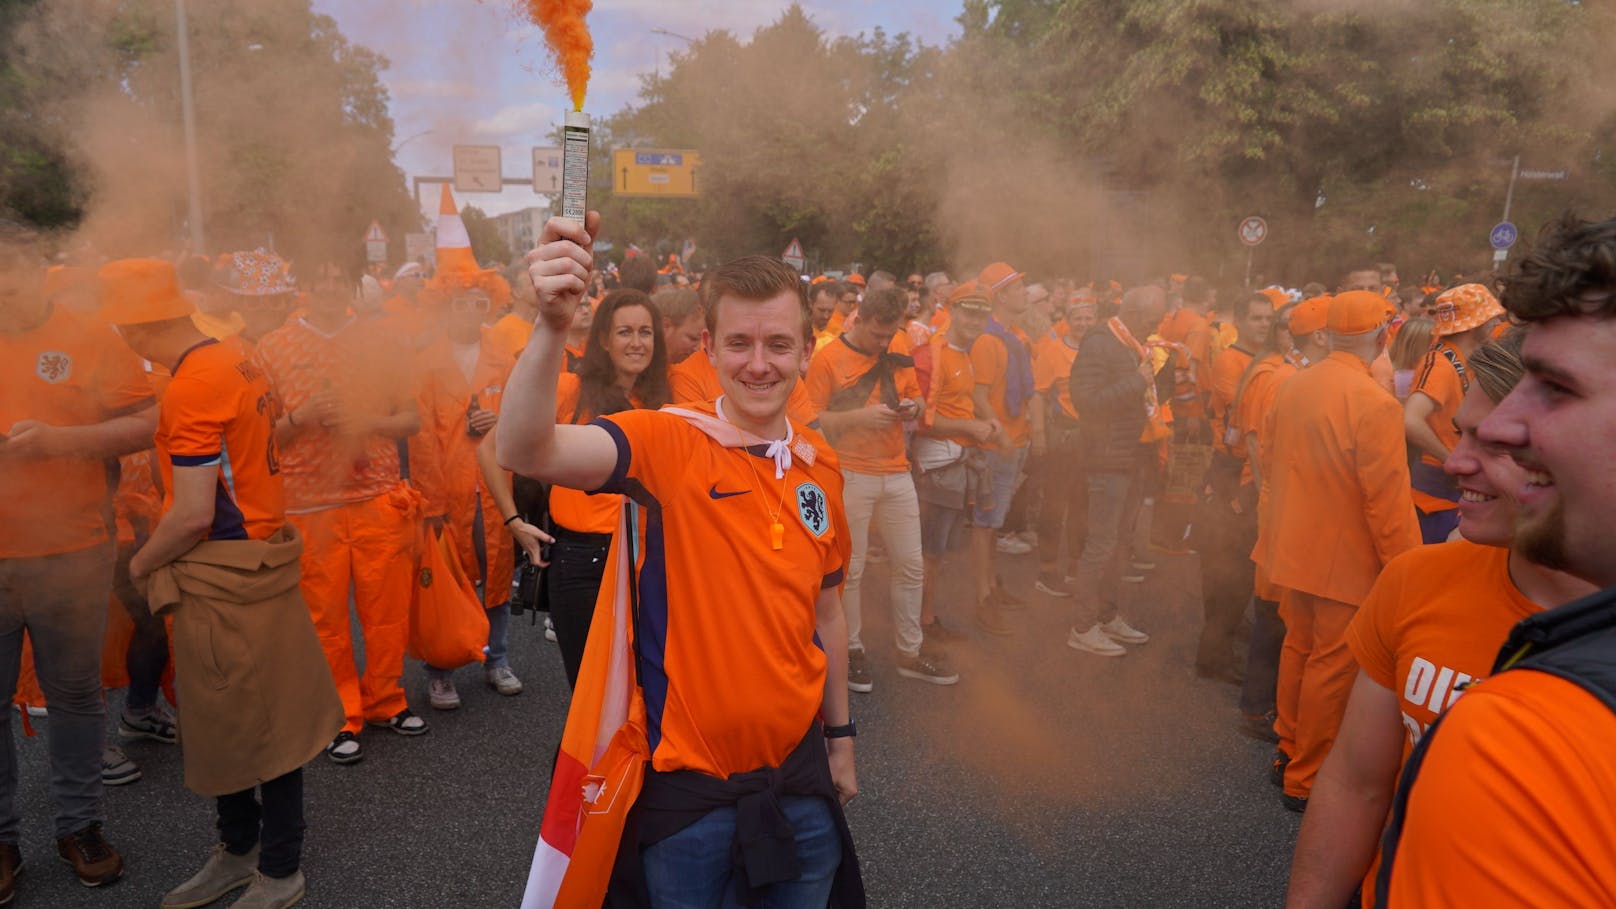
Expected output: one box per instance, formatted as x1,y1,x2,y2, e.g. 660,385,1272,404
1375,214,1616,906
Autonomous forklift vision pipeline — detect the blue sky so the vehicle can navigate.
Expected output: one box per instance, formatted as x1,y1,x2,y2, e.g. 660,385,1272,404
314,1,964,222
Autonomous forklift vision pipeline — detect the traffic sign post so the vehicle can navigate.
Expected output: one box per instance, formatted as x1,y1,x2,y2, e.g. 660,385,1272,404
611,148,701,198
1490,221,1518,268
782,237,805,273
453,145,503,193
364,220,388,264
1238,216,1267,287
532,147,563,194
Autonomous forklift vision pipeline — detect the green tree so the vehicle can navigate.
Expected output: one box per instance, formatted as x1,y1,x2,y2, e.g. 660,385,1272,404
0,0,418,268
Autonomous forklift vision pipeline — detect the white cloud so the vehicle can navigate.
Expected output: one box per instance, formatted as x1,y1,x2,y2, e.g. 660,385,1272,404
472,102,562,138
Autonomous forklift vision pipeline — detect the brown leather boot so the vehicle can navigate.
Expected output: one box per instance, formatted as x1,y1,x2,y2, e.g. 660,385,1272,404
56,823,123,887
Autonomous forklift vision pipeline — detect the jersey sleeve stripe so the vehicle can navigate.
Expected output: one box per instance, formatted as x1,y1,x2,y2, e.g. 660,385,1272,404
589,417,633,495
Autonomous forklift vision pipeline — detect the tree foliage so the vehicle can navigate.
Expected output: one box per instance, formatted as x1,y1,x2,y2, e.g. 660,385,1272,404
597,0,1616,282
0,0,417,268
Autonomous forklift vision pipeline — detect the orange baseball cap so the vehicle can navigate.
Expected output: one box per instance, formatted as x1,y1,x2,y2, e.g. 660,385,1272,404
978,261,1023,293
1432,283,1504,338
1327,290,1390,336
949,280,992,313
1288,296,1331,335
845,273,866,287
97,258,196,325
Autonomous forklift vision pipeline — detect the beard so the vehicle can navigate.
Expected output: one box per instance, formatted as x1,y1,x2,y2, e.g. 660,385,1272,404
1516,494,1572,572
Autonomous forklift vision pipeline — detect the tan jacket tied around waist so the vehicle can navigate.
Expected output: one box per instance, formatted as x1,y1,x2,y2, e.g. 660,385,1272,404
146,525,344,796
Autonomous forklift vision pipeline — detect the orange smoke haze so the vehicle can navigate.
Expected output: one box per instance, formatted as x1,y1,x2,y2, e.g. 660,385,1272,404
522,0,593,111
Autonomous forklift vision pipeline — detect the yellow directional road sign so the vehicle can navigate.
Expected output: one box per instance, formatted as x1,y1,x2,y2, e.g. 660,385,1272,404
611,149,701,198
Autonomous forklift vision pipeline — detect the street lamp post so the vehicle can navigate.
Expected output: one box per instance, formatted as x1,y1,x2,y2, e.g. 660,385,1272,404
175,0,205,254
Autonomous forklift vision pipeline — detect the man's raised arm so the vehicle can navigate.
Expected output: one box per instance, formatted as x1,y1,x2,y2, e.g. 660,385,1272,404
497,213,618,491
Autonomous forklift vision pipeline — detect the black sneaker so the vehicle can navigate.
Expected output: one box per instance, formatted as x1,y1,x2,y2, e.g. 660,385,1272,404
896,651,959,686
1269,750,1289,789
921,619,964,645
1034,573,1073,597
369,709,429,737
1240,710,1280,744
326,731,363,765
1282,793,1308,813
847,649,874,694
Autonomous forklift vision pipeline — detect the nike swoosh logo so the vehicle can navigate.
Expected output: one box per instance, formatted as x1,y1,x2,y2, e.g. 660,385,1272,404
709,485,751,500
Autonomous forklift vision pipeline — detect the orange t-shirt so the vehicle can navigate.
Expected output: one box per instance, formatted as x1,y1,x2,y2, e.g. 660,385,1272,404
1347,540,1540,759
668,350,819,428
1408,341,1465,514
922,337,981,448
155,338,284,541
1032,334,1080,420
591,402,849,779
1383,669,1616,907
969,328,1031,450
803,332,921,475
1209,345,1255,457
0,305,155,558
489,313,533,356
549,372,630,535
254,318,408,513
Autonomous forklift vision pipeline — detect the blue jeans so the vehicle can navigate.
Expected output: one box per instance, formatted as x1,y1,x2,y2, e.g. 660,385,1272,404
971,446,1027,530
642,796,841,909
426,602,510,679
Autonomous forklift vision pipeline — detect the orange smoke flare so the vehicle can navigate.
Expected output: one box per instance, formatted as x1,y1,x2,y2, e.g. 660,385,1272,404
523,0,593,111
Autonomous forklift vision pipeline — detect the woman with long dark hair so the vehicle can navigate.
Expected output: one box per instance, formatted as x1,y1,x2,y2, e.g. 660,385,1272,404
548,288,671,687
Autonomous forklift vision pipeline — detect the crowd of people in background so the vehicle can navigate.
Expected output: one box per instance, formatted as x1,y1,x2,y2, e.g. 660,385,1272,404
6,192,1616,908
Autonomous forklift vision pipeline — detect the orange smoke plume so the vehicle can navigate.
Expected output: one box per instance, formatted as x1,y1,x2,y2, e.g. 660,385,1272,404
523,0,593,111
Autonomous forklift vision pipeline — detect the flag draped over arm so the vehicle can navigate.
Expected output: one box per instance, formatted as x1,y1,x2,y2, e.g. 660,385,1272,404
520,500,647,909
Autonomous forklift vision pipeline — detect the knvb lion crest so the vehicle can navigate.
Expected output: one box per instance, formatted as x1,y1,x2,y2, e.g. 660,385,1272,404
35,351,72,384
418,567,434,589
796,482,829,537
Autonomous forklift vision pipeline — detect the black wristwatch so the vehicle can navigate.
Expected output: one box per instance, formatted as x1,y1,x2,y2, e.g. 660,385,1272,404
824,721,857,739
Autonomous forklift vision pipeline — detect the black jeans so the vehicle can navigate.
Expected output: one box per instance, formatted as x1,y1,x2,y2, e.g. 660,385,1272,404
547,528,613,689
217,767,304,878
112,537,168,713
1240,596,1285,716
1033,429,1089,571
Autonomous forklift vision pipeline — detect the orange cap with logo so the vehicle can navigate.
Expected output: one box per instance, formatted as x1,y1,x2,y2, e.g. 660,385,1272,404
1327,290,1390,336
1288,295,1331,335
949,280,992,313
97,258,196,325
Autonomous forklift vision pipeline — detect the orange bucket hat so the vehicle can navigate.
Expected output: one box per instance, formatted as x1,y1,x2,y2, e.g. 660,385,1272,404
98,258,195,325
1432,283,1504,337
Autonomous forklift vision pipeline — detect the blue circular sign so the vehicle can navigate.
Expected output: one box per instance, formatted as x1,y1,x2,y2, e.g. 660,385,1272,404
1490,222,1519,250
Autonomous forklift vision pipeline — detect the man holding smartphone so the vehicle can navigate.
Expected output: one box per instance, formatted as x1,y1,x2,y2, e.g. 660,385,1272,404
807,286,957,692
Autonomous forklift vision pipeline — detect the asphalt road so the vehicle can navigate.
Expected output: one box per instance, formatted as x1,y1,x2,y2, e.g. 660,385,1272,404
17,546,1300,908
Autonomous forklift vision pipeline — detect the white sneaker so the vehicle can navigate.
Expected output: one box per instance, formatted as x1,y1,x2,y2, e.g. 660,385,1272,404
544,616,557,643
1067,624,1126,657
429,678,461,710
486,666,524,696
1101,616,1150,644
996,534,1032,555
